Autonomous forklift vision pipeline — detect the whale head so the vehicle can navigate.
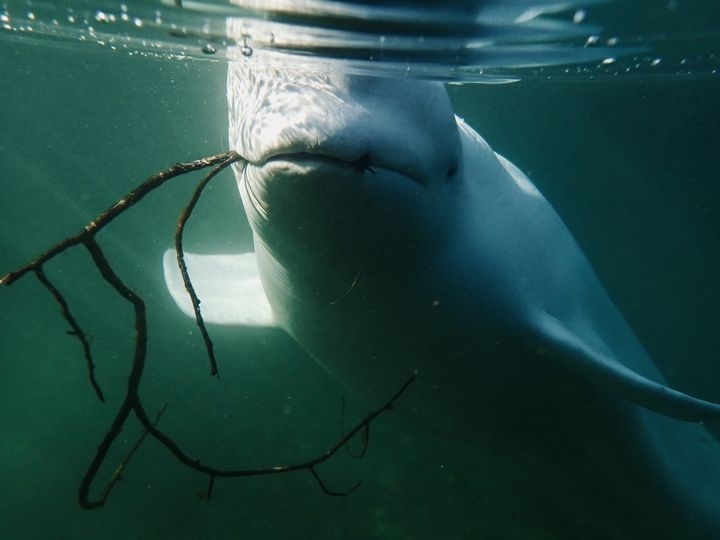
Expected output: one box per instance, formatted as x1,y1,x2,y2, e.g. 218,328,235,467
228,63,462,308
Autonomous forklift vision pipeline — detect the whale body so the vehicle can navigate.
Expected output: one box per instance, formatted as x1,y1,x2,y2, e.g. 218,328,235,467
164,64,720,537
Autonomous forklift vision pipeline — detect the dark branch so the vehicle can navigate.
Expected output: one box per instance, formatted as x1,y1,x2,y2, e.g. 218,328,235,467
100,402,168,503
78,237,149,509
203,475,216,501
33,267,104,402
0,152,242,287
1,152,416,509
175,155,242,377
310,466,361,497
130,374,416,481
341,396,370,459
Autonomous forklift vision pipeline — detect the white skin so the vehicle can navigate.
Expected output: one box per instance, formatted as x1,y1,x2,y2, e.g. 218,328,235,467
194,61,720,535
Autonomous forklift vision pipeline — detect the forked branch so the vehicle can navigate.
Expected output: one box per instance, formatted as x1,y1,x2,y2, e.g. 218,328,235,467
0,152,240,287
1,152,415,509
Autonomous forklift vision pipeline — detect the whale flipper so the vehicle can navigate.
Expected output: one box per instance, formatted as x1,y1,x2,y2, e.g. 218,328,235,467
162,249,275,327
536,310,720,422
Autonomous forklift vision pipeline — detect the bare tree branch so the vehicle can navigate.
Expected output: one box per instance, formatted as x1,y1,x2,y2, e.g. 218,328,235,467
33,266,104,402
174,155,242,377
1,153,416,509
0,152,241,287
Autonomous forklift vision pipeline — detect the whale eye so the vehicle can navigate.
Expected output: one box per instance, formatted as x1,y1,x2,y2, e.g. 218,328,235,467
446,164,458,180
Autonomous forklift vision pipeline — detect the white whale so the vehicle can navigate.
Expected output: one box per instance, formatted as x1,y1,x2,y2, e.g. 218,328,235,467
164,64,720,536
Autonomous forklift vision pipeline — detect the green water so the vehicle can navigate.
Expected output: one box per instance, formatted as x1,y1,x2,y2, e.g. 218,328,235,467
1,28,720,540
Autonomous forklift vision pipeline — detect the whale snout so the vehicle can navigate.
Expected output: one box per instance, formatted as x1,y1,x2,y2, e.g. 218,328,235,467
227,62,461,187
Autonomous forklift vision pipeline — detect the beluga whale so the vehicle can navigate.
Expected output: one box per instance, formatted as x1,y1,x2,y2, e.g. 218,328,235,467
164,62,720,537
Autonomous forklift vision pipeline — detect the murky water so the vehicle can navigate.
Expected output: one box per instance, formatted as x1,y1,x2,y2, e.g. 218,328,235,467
1,1,719,538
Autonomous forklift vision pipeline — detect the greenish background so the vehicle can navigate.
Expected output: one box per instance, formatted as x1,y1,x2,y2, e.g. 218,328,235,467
1,33,719,540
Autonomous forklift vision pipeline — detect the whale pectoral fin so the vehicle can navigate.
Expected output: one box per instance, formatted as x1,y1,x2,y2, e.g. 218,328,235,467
536,311,720,422
162,249,275,327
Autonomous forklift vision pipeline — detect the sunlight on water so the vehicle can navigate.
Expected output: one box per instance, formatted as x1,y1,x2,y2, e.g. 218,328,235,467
0,0,717,80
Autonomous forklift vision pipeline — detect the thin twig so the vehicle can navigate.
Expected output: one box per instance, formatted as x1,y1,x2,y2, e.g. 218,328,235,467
205,475,216,501
131,374,416,483
341,396,370,459
310,466,361,497
0,152,242,287
78,237,148,509
33,267,104,402
101,402,168,502
175,155,242,377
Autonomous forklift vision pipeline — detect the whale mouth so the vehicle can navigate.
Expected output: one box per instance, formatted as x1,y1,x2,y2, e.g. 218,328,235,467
254,151,426,185
267,152,378,176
